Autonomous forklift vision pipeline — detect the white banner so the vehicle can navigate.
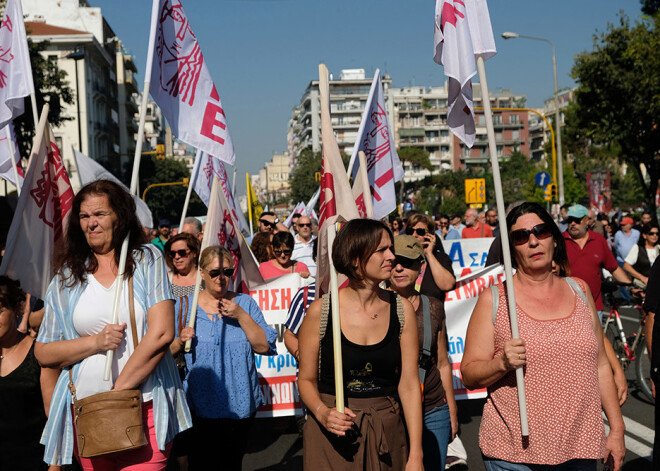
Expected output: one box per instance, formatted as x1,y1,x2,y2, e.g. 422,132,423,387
0,121,22,186
73,149,153,229
0,0,35,129
192,149,248,233
348,70,403,220
150,0,234,165
250,273,306,417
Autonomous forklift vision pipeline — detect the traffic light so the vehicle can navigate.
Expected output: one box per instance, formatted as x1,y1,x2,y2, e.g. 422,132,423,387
315,171,321,182
543,185,552,201
156,144,165,160
550,183,557,202
182,177,189,186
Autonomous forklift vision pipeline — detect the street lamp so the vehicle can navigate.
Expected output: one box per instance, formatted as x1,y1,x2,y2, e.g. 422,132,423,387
65,49,85,153
502,32,564,205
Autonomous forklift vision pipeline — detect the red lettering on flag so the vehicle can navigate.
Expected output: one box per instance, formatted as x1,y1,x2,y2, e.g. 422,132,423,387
200,86,227,145
441,0,465,32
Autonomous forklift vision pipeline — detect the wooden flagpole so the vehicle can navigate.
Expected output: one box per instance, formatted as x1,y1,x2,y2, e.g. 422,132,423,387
326,223,344,412
184,175,219,352
357,151,374,219
246,173,254,238
179,150,200,230
104,0,160,380
6,125,21,196
476,55,529,436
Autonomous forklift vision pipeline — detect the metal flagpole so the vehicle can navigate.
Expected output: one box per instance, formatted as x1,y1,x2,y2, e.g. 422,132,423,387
231,167,237,198
357,151,374,219
476,55,529,436
184,175,219,352
104,0,160,381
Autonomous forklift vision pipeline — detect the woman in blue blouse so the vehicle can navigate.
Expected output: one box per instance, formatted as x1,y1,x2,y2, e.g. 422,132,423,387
171,245,277,470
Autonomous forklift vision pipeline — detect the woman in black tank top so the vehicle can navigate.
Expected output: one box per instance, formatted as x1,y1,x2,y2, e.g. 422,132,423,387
298,220,424,471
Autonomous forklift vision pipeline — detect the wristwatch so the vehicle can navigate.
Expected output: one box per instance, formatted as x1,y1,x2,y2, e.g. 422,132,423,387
274,218,280,224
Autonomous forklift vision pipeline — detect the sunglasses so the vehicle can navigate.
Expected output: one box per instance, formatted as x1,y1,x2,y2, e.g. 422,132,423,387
259,219,276,228
273,249,293,256
298,223,311,228
394,256,421,269
567,216,585,225
648,231,659,236
207,268,235,278
168,249,191,259
413,228,427,236
510,223,553,246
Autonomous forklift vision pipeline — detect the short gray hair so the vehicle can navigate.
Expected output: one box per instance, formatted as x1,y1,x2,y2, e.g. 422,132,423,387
182,217,202,235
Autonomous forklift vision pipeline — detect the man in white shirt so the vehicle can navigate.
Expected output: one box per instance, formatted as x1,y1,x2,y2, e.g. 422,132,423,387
291,215,316,277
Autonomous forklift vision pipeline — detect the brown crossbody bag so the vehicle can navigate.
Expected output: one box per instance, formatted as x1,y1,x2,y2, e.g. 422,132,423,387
67,277,147,458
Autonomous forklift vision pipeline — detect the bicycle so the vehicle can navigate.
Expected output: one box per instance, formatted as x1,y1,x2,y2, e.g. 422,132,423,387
601,279,654,404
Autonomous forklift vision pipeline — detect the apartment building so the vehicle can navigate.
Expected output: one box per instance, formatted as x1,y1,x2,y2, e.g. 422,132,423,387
288,69,394,158
255,152,292,204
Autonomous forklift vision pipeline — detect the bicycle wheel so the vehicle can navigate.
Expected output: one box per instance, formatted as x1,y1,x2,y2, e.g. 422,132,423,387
605,322,628,369
635,341,655,404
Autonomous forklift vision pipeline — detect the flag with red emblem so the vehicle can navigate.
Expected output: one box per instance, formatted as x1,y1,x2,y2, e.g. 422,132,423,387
0,109,74,297
433,0,496,147
149,0,234,165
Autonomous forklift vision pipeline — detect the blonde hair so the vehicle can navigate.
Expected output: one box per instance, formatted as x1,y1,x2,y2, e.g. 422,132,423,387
199,246,233,270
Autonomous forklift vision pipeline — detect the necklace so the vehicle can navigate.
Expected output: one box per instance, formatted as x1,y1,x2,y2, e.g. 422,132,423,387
0,341,21,360
370,312,378,319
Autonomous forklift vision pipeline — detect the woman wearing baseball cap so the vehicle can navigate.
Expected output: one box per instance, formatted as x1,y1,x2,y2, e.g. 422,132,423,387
389,235,458,470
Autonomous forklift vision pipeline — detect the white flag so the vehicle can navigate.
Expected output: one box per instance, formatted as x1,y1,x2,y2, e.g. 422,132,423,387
316,64,360,295
0,0,35,129
205,180,264,293
73,149,153,229
283,202,306,228
191,149,249,234
150,0,235,165
305,187,320,218
348,70,403,220
0,122,23,187
434,0,496,148
0,118,74,298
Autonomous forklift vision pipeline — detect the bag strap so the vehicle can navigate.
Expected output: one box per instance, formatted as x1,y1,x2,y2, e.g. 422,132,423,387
418,295,432,384
491,284,499,325
177,295,189,335
395,293,405,338
564,277,588,306
318,293,330,376
68,276,138,401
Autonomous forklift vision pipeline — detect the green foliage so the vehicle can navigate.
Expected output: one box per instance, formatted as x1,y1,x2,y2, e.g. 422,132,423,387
398,147,432,171
14,39,74,159
641,0,659,15
570,13,660,212
289,149,321,204
139,157,201,226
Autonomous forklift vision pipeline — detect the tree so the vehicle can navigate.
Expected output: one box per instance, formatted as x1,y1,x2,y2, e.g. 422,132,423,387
641,0,659,15
13,38,74,159
570,14,660,214
289,149,321,204
139,156,202,226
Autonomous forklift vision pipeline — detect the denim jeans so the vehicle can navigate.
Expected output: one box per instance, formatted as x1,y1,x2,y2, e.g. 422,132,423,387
483,458,597,471
422,403,451,470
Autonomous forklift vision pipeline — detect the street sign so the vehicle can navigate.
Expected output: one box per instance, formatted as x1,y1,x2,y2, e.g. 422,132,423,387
465,178,486,204
535,171,550,188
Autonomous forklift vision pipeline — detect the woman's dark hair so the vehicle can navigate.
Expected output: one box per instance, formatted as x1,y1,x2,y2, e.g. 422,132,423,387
333,219,393,288
406,213,435,233
640,222,659,246
271,231,294,249
505,202,567,271
59,180,147,286
250,232,273,263
0,276,25,315
164,232,201,273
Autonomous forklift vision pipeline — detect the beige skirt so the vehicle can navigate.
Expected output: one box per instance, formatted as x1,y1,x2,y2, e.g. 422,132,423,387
303,393,409,471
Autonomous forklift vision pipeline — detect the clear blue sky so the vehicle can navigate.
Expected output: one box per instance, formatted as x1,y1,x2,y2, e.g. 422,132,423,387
94,0,644,195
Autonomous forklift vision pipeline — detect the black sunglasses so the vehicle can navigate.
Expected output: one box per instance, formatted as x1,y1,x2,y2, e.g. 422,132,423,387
510,223,553,246
648,231,659,236
394,256,422,269
298,223,311,228
168,249,190,259
567,216,585,225
273,249,293,256
413,228,427,236
207,268,235,278
259,219,276,228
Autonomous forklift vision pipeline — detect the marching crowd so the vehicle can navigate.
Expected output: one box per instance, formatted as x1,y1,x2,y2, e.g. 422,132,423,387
0,180,658,471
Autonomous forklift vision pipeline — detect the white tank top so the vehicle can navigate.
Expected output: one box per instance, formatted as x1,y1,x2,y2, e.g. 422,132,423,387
72,275,154,401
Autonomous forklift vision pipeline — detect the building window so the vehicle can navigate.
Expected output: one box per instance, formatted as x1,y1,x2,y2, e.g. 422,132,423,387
510,114,519,124
492,115,502,124
512,130,519,140
497,145,503,157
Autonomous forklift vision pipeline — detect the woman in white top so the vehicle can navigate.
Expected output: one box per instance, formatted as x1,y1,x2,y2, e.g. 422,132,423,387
35,180,191,469
624,223,659,286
